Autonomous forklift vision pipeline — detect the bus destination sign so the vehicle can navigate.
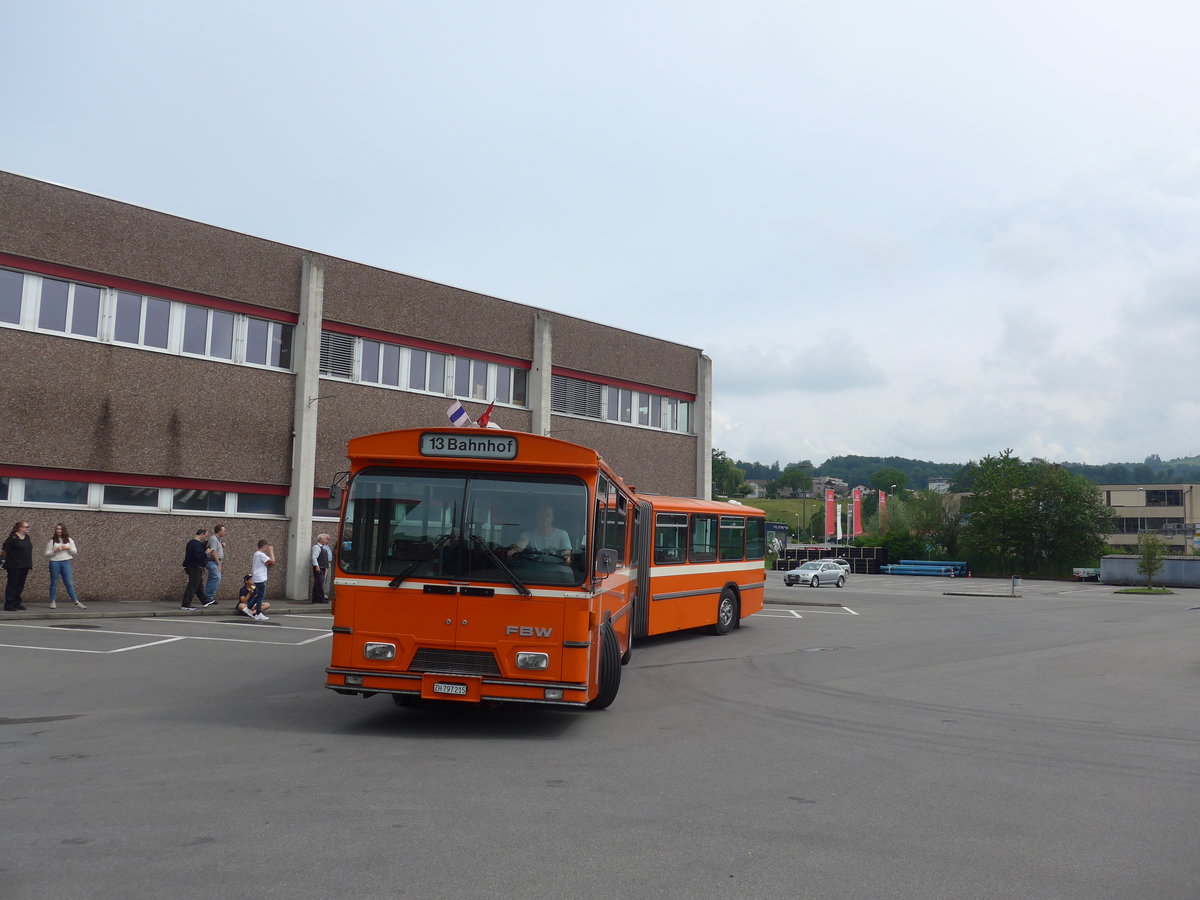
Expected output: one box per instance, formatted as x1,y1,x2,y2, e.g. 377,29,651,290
420,432,519,460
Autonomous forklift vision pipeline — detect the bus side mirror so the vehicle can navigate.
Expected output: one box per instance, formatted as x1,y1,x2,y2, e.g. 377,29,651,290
595,549,618,578
328,471,349,509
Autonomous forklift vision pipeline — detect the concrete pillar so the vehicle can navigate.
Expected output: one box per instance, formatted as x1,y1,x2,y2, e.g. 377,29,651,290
284,256,324,600
696,353,712,500
530,312,553,435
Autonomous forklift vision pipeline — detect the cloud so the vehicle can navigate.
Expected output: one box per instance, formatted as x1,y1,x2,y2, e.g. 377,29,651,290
709,343,888,397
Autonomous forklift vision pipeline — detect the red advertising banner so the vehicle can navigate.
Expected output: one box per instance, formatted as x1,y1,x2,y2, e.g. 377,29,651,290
824,489,836,538
879,490,888,530
852,488,863,536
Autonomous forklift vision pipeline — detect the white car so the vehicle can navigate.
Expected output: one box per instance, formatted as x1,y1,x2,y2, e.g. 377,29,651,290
783,560,847,588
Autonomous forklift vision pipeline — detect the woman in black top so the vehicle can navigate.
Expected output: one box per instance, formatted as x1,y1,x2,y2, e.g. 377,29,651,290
3,521,34,611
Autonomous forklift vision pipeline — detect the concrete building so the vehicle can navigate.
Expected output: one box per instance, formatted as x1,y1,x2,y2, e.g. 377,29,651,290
0,171,710,603
1100,483,1198,554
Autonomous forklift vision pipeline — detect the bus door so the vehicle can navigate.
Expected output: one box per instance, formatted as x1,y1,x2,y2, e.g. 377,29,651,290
632,499,654,639
593,474,634,651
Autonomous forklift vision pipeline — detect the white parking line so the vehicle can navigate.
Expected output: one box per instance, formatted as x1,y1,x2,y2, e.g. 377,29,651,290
0,636,186,654
0,620,332,653
761,605,859,616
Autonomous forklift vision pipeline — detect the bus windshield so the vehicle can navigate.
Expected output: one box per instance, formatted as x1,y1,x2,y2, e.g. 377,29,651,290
340,468,588,586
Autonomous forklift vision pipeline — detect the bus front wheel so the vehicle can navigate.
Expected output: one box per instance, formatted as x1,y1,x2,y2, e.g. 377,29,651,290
588,625,621,710
713,588,737,636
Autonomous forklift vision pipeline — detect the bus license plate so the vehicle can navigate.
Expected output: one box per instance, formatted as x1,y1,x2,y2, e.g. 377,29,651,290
432,681,468,696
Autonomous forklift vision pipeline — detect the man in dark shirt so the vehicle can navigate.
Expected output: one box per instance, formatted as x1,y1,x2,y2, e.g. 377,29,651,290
181,528,209,611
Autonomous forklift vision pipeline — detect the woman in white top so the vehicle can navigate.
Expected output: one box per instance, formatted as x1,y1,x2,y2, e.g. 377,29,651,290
45,522,86,610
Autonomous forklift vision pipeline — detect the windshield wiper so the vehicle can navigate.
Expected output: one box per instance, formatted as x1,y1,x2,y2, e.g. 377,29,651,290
469,534,531,596
388,533,454,588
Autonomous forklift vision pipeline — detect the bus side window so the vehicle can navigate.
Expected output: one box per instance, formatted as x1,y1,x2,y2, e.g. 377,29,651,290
690,514,718,563
655,512,687,564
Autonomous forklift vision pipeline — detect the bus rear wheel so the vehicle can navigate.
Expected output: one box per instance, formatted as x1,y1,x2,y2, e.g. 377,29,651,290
588,625,621,710
713,588,737,636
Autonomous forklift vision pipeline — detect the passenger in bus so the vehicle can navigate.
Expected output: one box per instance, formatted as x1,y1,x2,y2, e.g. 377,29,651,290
507,505,572,565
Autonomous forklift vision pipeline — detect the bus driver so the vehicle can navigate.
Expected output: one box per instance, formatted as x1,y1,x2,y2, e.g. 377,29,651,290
508,505,572,565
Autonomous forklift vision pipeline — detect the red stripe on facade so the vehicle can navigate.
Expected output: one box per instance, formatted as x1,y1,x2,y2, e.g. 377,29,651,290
550,366,695,401
323,320,530,369
0,253,299,325
0,465,289,495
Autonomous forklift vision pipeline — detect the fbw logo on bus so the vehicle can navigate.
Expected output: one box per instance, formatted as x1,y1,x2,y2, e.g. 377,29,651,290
506,625,553,637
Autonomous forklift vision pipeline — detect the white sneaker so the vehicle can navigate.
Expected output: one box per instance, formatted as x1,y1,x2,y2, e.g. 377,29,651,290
242,607,256,618
48,602,56,609
255,613,269,621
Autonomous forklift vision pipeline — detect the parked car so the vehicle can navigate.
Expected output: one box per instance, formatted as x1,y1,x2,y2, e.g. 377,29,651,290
821,558,851,577
784,560,847,588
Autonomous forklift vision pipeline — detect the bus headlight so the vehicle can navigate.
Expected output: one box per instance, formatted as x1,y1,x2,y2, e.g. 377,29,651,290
516,651,549,670
364,642,396,660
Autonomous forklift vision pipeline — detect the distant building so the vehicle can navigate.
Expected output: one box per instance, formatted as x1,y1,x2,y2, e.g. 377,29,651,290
811,475,848,497
928,477,950,493
1100,484,1199,554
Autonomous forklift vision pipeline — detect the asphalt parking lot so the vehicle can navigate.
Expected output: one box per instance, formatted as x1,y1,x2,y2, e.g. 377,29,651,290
2,574,1198,899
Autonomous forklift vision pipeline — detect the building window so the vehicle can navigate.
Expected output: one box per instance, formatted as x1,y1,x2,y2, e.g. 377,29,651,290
114,291,171,349
23,479,89,505
236,493,286,516
37,278,70,332
34,277,104,337
576,378,692,433
553,374,603,418
102,485,161,508
173,489,227,512
313,493,339,519
1145,490,1183,507
0,266,292,371
183,306,235,360
245,318,292,369
454,357,489,401
0,269,22,324
319,331,355,379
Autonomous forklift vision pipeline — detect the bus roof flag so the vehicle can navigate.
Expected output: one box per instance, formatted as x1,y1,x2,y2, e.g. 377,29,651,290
447,400,473,427
478,400,496,428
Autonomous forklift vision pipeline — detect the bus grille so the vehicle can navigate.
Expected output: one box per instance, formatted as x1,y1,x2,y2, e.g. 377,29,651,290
409,648,501,676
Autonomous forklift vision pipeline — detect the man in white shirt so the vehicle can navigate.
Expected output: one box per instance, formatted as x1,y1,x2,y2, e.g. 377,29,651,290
248,539,274,621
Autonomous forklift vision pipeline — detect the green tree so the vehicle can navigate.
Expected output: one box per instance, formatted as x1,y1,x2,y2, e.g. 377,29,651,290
870,467,908,494
959,450,1114,576
711,449,745,498
1136,532,1168,588
908,490,963,558
776,462,812,497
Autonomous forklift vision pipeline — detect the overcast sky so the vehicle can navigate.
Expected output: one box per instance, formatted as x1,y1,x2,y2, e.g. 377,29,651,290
5,1,1198,468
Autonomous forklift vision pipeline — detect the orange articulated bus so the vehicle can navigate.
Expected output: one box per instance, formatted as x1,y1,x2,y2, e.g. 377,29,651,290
633,495,767,640
324,428,765,710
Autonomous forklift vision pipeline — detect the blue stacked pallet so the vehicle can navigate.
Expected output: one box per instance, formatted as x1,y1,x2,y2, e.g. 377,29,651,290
881,560,969,577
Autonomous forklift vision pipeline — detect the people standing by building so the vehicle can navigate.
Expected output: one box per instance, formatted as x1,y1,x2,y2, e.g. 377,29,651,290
205,523,226,606
2,521,34,611
45,522,86,610
181,527,210,611
247,539,275,620
310,533,332,604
